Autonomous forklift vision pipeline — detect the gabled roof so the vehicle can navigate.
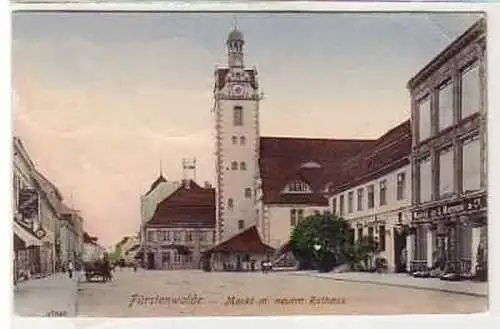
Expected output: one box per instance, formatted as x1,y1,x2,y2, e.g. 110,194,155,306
146,180,215,228
259,137,376,205
332,119,412,194
145,174,167,196
205,226,274,254
31,169,78,216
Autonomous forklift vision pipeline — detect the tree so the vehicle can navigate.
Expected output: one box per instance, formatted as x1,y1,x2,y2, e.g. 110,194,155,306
343,235,378,271
290,213,351,272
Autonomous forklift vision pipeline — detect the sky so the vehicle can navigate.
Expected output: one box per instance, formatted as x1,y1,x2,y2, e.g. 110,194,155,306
12,11,483,246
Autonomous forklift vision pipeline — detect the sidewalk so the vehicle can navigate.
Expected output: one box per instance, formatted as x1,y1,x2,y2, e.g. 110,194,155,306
14,272,79,317
294,271,488,297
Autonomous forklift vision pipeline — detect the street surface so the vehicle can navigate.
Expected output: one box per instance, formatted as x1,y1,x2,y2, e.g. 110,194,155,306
76,269,486,316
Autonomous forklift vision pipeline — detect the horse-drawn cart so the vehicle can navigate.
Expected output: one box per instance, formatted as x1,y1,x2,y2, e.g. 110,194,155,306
84,260,112,282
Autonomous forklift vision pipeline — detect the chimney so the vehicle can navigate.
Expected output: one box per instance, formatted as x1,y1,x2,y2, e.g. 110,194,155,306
183,179,191,189
204,181,212,188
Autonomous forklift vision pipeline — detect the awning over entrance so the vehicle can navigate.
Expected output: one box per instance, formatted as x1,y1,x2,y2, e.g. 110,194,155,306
13,220,42,248
205,226,275,255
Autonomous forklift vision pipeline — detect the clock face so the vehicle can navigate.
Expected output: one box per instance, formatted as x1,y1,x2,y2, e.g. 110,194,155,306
231,84,244,96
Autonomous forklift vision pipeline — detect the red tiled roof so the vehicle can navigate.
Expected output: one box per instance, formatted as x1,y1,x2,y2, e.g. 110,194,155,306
144,174,167,196
205,226,274,254
146,180,215,229
259,137,376,204
333,119,412,193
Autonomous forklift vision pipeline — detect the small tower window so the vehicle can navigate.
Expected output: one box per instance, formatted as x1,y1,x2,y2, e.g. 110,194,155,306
240,162,247,170
232,136,238,144
238,220,245,230
233,106,243,126
228,198,234,209
244,188,252,199
240,136,246,145
231,161,238,170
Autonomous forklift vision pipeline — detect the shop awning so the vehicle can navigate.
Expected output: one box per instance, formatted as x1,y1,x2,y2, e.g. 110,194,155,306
13,220,42,248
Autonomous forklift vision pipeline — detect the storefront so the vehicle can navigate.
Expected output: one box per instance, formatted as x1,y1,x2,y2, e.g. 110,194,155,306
411,192,487,276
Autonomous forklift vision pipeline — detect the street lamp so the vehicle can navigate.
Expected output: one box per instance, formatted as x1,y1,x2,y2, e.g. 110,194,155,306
313,244,322,252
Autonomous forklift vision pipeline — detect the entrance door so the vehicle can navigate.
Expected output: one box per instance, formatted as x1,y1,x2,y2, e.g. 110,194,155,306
147,252,155,269
393,228,407,273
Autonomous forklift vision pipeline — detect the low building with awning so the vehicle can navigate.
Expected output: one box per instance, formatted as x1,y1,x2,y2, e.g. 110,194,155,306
203,226,275,271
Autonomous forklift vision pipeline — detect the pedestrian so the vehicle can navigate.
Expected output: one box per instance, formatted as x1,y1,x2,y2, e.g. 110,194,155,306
68,260,74,279
400,248,407,273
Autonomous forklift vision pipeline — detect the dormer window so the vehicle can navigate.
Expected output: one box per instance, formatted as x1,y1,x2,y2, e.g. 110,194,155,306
300,161,322,169
283,180,312,194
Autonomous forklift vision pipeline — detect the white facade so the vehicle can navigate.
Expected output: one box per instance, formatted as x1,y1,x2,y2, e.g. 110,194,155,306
214,29,261,243
265,205,330,249
329,164,412,272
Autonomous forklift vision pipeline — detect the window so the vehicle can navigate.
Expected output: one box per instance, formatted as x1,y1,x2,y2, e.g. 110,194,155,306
290,209,297,227
379,180,387,206
228,198,234,209
348,228,355,245
339,195,345,215
439,147,454,197
147,230,154,242
286,180,311,193
378,225,386,251
331,198,337,215
244,188,252,198
461,63,480,119
159,231,166,241
297,209,304,222
200,231,207,242
232,136,237,144
240,136,246,145
438,79,454,131
347,191,353,213
415,226,428,260
462,135,481,192
418,96,431,141
165,231,171,241
357,188,364,211
186,231,192,242
396,172,406,201
240,161,246,170
238,220,245,230
357,227,363,242
368,227,374,241
367,185,375,209
419,157,432,203
233,106,243,126
173,231,181,242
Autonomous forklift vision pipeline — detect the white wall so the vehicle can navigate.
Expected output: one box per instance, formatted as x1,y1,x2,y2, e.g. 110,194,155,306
214,70,261,242
329,164,412,271
330,164,412,222
267,205,329,249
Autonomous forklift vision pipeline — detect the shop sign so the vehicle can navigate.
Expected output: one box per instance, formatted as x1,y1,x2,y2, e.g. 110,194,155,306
413,194,486,220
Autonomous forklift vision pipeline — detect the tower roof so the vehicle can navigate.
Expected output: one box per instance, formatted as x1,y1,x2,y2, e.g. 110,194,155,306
227,28,244,42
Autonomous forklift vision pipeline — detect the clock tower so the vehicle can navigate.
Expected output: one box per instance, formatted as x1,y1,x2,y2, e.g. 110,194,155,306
213,27,262,243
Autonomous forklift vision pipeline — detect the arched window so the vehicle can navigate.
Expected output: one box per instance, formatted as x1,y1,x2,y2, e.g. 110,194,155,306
240,162,247,170
232,136,238,144
240,136,246,145
231,161,238,170
244,188,252,198
228,198,234,209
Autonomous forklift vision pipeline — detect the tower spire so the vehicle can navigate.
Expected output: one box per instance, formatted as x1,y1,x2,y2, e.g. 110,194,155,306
159,158,163,177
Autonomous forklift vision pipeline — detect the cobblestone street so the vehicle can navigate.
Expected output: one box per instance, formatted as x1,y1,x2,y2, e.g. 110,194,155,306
76,269,487,316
